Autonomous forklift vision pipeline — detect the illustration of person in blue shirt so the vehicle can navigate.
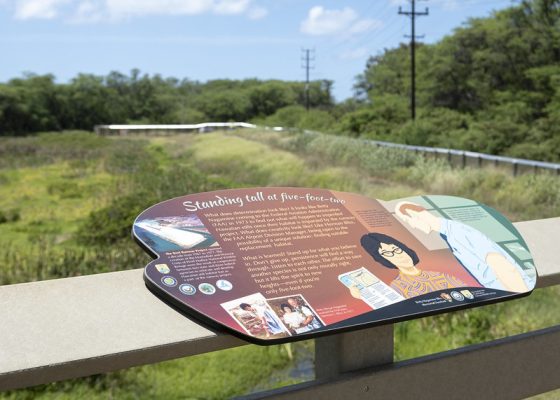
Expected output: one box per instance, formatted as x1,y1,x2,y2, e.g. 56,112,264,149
395,201,534,293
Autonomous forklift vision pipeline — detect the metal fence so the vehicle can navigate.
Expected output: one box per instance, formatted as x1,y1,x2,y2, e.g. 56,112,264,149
291,128,560,176
370,139,560,176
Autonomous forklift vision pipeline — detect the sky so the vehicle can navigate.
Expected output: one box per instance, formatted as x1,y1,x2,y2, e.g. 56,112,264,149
0,0,517,101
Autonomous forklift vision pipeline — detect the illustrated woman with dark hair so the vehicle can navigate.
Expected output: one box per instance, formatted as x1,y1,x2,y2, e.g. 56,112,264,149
357,233,465,298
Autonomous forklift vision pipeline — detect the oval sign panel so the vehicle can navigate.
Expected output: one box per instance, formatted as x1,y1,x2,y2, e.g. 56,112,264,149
133,188,537,345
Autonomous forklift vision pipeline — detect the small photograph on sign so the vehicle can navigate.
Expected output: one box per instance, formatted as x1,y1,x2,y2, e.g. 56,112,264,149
221,293,290,340
266,295,325,335
134,214,217,253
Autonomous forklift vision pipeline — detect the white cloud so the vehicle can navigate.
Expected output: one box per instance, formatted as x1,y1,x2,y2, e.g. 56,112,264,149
105,0,266,19
300,6,382,37
7,0,268,22
214,0,251,15
68,0,103,23
14,0,70,19
105,0,215,18
301,6,355,36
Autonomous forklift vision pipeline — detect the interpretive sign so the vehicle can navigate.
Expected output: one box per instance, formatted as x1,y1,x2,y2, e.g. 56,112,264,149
133,188,537,344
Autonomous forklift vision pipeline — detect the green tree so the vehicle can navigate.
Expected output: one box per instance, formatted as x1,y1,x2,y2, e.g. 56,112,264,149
249,81,296,117
195,91,252,121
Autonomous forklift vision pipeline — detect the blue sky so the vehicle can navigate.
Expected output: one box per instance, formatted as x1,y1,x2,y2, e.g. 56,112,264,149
0,0,516,100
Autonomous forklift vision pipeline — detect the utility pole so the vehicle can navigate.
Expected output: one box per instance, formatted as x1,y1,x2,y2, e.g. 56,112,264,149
399,0,429,120
301,48,315,111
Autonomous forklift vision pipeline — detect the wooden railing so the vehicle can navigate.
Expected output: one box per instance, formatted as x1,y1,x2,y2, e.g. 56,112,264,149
1,217,559,398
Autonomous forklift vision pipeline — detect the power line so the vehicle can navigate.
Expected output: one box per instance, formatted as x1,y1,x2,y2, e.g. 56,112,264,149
321,13,404,66
399,0,429,120
301,48,315,110
320,2,398,57
351,13,405,52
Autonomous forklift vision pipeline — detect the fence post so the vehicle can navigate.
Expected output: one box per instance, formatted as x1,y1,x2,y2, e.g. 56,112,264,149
513,162,519,177
462,152,467,168
315,324,394,380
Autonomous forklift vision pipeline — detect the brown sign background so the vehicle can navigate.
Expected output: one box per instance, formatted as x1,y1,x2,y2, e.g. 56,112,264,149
134,187,537,344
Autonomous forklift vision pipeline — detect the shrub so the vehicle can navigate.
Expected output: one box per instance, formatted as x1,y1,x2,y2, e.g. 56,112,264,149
76,191,156,246
261,105,307,128
0,208,20,224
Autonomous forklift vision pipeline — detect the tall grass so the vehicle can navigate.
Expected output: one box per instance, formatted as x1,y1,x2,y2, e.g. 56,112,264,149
399,158,560,220
0,131,110,169
233,129,560,221
0,240,148,285
237,129,419,174
185,132,422,201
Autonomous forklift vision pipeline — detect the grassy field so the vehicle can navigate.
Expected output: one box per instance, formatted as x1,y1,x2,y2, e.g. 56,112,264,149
1,129,559,399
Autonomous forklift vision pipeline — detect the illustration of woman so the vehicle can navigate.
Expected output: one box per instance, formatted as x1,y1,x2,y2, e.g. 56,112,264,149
239,302,285,338
358,233,466,298
280,303,312,334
